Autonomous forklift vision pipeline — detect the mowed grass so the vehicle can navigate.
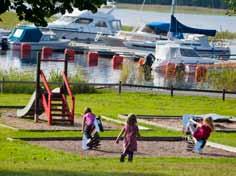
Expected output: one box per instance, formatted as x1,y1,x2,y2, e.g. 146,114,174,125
0,127,236,176
1,90,236,117
1,90,236,147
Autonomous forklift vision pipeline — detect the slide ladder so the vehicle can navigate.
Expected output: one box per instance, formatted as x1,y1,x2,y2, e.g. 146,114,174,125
40,70,75,125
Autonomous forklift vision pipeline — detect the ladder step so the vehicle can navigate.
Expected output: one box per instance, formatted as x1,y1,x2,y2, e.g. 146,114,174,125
51,98,63,101
51,103,63,106
51,113,70,117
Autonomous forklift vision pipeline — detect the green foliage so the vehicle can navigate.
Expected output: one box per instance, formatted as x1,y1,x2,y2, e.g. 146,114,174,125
214,30,236,40
0,0,105,27
121,25,133,32
225,0,236,14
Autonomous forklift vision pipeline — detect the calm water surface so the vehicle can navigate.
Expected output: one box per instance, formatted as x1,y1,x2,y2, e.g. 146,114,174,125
1,43,236,90
111,9,236,32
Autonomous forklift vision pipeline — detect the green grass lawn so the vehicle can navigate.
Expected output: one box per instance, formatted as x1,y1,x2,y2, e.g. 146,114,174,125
0,127,236,176
1,90,236,148
1,91,236,175
1,90,236,117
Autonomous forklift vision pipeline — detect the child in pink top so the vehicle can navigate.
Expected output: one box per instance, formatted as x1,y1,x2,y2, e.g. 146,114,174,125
82,107,96,139
116,114,140,162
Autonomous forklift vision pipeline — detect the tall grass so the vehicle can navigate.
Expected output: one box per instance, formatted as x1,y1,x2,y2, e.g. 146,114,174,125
0,68,96,94
207,65,236,91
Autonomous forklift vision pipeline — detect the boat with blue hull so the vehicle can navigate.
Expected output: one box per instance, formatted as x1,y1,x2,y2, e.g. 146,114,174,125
8,26,70,50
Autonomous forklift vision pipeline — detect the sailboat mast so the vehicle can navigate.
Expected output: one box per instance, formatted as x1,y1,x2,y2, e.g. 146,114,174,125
171,0,176,15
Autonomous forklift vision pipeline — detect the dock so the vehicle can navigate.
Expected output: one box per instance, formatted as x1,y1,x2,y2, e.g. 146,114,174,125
69,41,152,60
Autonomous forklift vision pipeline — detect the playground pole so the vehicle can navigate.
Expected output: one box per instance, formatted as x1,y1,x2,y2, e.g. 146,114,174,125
34,52,41,122
63,53,68,93
64,53,68,77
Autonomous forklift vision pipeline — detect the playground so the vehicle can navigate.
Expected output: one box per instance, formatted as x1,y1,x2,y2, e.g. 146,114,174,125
1,51,236,175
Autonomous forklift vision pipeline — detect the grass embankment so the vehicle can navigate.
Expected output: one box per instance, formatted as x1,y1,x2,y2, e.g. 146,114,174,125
117,3,227,16
0,127,236,176
1,90,236,147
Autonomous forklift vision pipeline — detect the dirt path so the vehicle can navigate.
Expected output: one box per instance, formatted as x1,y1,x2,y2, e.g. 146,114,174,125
29,139,236,158
0,109,121,131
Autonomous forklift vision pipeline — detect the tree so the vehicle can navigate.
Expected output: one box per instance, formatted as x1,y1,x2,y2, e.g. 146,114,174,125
225,0,236,14
0,0,105,27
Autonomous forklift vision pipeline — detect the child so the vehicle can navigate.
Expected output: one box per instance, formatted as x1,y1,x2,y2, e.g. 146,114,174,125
81,107,96,141
186,116,214,153
115,114,140,162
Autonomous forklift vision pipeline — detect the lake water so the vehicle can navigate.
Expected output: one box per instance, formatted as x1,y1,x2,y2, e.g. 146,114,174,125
110,9,236,32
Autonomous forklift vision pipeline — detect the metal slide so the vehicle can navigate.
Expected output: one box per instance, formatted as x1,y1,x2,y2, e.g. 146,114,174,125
17,91,43,118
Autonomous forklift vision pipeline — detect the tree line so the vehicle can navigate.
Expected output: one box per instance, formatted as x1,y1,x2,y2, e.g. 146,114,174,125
117,0,228,9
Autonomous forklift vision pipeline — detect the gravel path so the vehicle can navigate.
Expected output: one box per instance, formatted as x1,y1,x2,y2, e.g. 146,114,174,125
29,139,236,158
0,109,121,131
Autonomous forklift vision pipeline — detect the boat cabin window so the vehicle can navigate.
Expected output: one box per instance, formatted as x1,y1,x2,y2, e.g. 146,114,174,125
111,20,121,30
13,29,24,38
41,34,58,41
180,48,199,57
95,21,107,28
75,18,93,24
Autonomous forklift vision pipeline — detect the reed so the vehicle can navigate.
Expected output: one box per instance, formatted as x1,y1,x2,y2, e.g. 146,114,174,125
0,68,96,94
207,64,236,91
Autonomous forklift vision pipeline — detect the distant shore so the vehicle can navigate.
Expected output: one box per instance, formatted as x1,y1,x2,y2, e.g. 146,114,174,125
116,3,227,16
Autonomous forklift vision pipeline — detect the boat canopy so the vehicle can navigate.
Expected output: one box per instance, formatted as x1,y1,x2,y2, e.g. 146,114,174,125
8,26,42,42
170,15,216,37
146,21,183,39
146,22,170,33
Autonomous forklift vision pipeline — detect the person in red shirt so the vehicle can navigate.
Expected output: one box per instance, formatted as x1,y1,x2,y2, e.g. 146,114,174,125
187,116,214,153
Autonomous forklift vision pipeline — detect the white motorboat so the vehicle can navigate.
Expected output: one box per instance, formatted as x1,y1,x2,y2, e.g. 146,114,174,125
101,21,169,49
43,8,121,42
8,26,70,50
151,43,216,73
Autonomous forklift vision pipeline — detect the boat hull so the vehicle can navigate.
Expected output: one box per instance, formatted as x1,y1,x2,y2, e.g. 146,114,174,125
8,40,70,51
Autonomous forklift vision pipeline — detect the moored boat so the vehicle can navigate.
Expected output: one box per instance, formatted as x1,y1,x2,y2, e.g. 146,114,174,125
8,26,70,50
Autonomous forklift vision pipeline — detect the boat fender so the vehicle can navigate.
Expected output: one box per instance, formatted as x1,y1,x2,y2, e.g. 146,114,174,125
195,65,207,82
138,58,145,66
20,43,31,59
165,62,176,76
112,54,123,69
64,49,75,61
41,47,53,59
87,52,99,67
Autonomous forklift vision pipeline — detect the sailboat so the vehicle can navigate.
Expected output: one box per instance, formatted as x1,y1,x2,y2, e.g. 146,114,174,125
166,0,230,59
151,0,225,73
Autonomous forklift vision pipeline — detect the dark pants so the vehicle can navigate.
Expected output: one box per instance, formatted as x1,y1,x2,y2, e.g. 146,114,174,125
120,150,134,162
84,125,94,139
